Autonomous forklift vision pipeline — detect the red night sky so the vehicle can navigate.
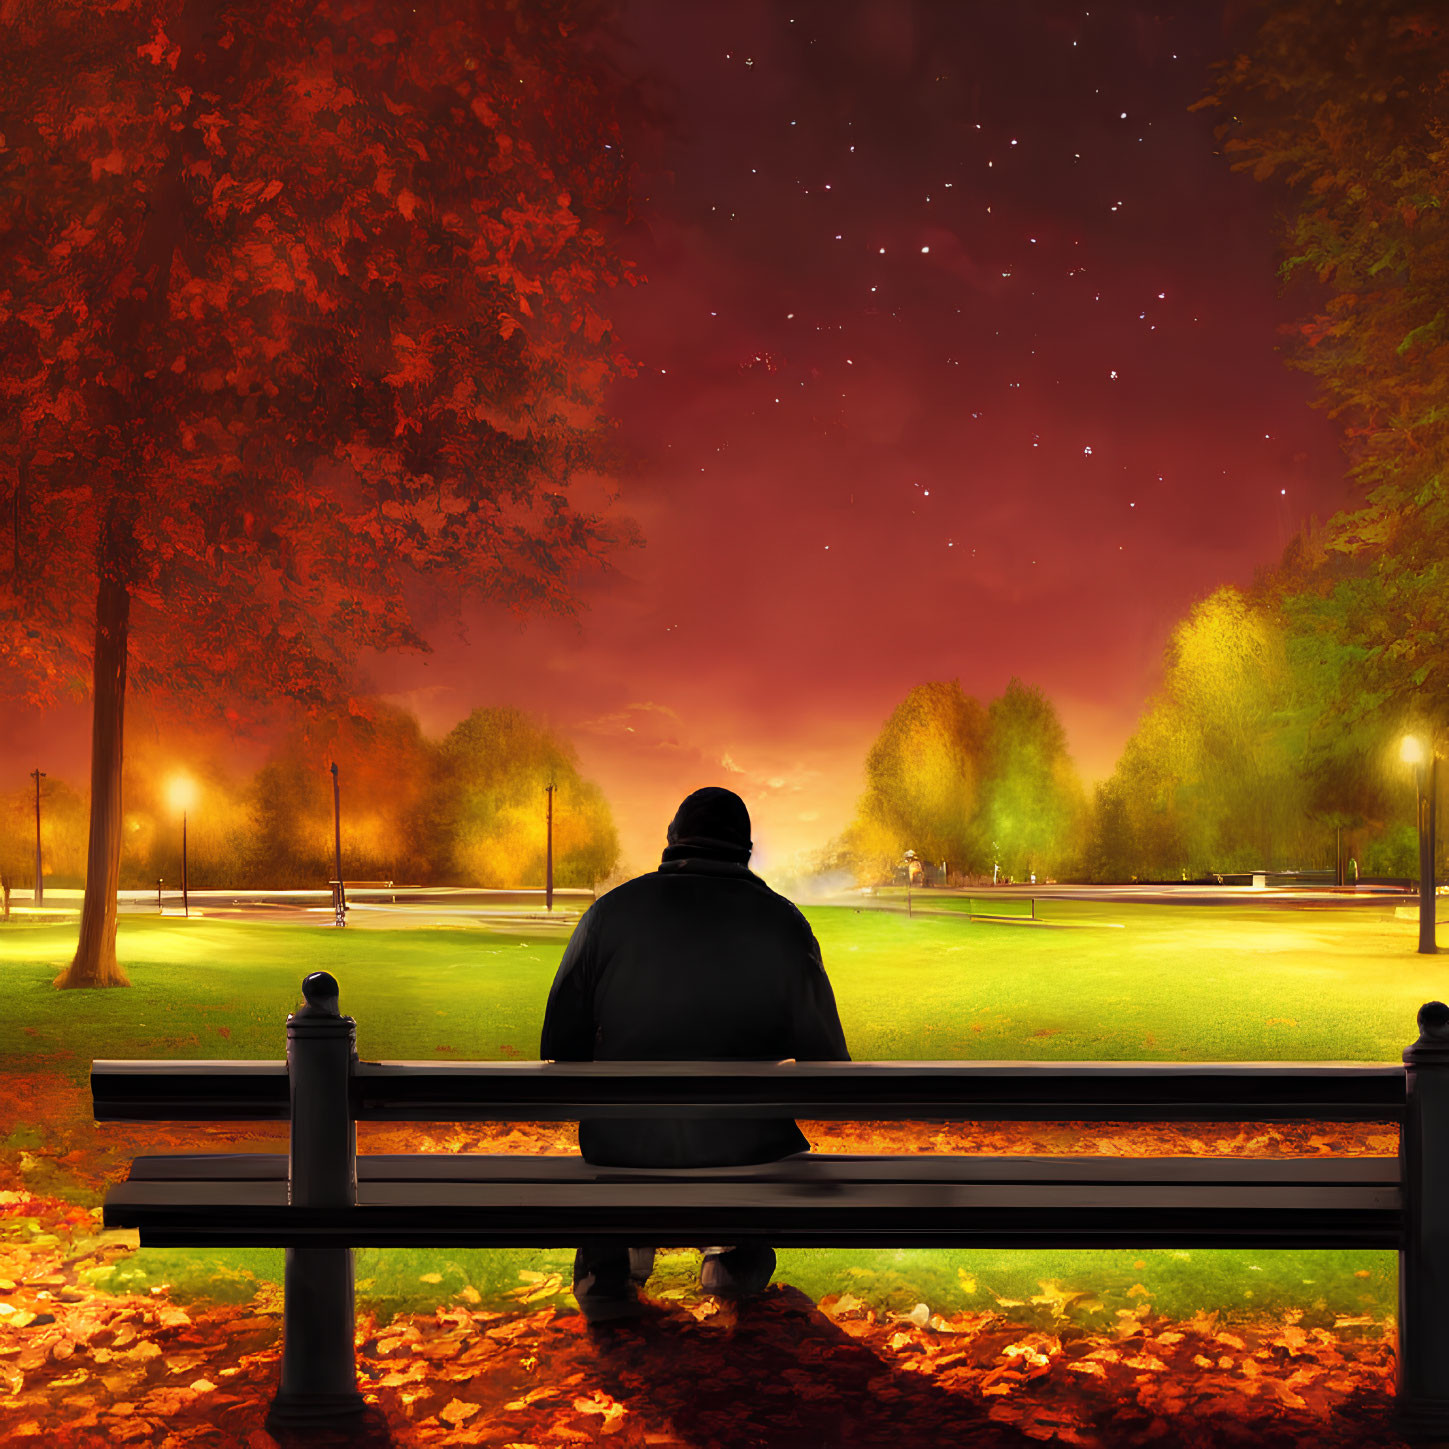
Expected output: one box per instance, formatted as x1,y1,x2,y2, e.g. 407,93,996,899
6,1,1355,878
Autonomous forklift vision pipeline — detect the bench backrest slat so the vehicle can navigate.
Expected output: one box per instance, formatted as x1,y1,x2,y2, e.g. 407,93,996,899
92,1060,290,1120
90,1058,1406,1124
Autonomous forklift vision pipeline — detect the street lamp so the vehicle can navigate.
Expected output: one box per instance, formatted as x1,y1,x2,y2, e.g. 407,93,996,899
166,774,198,918
330,762,345,927
544,782,555,912
1402,734,1438,955
29,767,44,907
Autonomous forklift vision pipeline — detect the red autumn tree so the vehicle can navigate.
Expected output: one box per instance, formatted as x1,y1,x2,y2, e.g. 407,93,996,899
0,0,641,987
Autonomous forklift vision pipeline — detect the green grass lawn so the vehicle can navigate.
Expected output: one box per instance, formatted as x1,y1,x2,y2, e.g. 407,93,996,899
0,896,1436,1069
0,898,1425,1326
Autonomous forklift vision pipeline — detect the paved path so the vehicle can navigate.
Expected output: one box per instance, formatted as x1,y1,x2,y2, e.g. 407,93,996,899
814,882,1422,909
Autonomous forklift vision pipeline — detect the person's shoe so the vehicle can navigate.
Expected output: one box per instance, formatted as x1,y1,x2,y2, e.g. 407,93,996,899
573,1271,648,1325
699,1244,776,1297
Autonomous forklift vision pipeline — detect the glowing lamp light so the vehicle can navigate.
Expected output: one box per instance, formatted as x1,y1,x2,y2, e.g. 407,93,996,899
1401,735,1427,768
166,774,199,814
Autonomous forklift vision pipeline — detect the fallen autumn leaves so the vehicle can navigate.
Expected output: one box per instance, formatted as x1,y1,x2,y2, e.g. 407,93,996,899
0,1071,1413,1446
0,1189,1408,1449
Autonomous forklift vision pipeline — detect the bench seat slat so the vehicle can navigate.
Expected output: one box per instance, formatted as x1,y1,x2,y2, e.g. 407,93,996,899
121,1151,1401,1187
101,1173,1401,1250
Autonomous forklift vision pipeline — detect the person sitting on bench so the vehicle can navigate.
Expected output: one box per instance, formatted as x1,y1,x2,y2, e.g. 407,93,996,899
540,785,851,1322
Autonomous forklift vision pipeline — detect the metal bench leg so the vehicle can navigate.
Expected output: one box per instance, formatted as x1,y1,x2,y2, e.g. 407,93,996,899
268,1247,364,1427
1396,1001,1449,1439
268,972,365,1429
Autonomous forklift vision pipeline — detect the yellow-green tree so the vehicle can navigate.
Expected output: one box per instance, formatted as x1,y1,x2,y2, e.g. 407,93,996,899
1094,700,1195,880
978,678,1086,881
433,708,618,888
843,681,988,879
1199,0,1449,747
840,678,1087,883
0,775,88,892
1089,5,1449,885
1095,589,1329,878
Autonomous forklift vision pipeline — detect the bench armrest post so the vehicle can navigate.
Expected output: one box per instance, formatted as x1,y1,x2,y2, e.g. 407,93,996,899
268,972,365,1429
286,974,357,1208
1397,1001,1449,1439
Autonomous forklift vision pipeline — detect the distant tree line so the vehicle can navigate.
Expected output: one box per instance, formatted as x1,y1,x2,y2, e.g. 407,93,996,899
832,0,1448,888
829,678,1086,885
1086,581,1422,882
829,579,1426,890
0,703,619,893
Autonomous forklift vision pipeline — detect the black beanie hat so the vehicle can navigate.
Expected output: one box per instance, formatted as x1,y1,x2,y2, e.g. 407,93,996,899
662,786,752,864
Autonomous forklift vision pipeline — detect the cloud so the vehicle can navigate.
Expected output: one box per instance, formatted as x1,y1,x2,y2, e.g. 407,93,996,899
576,700,683,738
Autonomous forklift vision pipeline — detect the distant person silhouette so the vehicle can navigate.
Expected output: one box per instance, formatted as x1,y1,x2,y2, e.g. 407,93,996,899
540,785,850,1323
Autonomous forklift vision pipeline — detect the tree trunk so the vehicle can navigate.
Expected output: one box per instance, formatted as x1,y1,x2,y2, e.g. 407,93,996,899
54,548,132,989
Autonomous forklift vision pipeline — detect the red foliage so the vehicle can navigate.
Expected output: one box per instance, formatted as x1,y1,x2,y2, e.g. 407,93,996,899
0,0,642,717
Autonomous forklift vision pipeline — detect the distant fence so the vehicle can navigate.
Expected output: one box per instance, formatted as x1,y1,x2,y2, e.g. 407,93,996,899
1075,874,1413,892
843,889,1040,924
0,885,604,922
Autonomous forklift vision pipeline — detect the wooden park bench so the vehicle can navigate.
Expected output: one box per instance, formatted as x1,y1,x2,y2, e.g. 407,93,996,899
92,972,1449,1438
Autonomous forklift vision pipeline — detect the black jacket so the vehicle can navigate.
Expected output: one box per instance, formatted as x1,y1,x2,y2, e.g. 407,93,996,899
539,857,850,1167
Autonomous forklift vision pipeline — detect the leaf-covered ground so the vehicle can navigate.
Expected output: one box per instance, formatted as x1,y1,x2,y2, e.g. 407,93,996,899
0,1180,1407,1448
0,1066,1412,1447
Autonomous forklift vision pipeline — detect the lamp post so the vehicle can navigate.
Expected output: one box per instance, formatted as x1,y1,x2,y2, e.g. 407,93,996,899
544,782,555,912
1402,735,1438,955
166,775,198,918
330,763,345,927
29,767,44,907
